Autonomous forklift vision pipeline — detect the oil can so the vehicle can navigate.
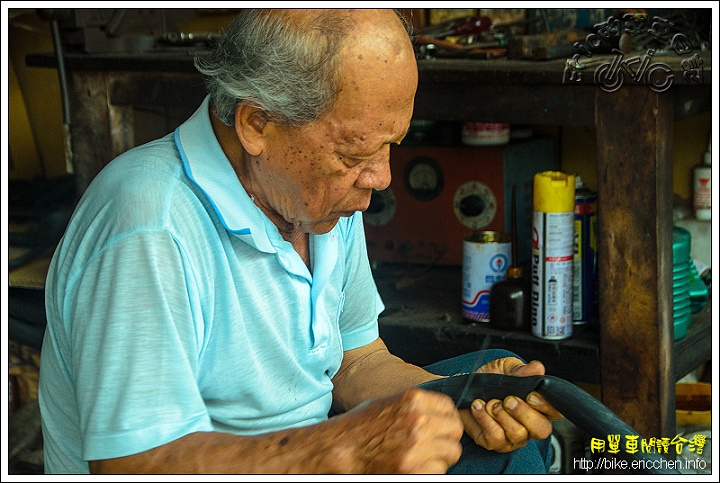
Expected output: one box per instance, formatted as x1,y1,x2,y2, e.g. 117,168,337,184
462,231,511,322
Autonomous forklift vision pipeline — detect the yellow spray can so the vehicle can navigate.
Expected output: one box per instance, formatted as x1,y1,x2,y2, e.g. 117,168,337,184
531,171,575,339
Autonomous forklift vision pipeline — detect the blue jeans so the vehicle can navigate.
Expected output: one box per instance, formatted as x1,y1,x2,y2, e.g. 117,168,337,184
423,349,552,474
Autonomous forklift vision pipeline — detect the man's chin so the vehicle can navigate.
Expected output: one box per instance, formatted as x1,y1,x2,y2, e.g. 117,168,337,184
306,216,346,235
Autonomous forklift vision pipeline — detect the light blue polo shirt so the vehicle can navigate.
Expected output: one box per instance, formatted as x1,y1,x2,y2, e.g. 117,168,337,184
39,96,383,474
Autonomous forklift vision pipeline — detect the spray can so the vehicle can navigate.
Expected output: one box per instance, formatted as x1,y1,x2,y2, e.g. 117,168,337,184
573,175,597,324
531,171,575,339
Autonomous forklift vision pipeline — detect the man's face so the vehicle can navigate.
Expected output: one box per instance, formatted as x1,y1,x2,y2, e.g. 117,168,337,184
251,14,418,235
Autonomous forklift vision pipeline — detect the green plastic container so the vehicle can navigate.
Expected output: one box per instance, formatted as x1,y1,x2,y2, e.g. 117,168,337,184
672,226,709,318
672,227,693,340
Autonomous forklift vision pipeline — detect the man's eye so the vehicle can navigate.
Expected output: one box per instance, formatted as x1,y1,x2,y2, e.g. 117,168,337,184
338,153,365,166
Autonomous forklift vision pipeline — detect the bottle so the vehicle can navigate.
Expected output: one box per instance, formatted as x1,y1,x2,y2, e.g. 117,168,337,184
490,186,530,331
490,266,531,330
531,171,575,340
693,139,711,221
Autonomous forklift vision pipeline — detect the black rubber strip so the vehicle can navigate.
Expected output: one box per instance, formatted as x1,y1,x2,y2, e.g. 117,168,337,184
417,373,680,475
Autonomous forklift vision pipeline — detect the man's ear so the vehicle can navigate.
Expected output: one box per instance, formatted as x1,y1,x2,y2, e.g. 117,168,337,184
234,104,269,156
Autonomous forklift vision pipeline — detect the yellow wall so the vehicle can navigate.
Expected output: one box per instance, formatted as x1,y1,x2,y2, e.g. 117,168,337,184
560,112,712,200
8,59,43,178
8,9,65,179
672,113,713,200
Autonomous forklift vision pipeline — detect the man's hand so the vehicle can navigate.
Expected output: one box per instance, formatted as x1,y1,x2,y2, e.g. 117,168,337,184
459,357,564,453
90,387,465,475
333,387,464,473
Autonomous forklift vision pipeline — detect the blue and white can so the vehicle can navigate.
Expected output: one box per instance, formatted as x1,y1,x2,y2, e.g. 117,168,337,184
462,231,512,322
573,176,597,324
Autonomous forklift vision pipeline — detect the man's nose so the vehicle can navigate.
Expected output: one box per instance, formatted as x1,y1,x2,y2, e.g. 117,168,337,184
355,149,391,191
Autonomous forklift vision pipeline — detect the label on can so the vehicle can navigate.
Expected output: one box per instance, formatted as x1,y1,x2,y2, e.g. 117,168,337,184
461,122,510,146
462,231,512,322
573,186,597,323
531,211,575,339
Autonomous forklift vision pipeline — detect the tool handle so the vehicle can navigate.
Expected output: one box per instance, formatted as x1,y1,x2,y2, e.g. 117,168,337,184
417,373,679,475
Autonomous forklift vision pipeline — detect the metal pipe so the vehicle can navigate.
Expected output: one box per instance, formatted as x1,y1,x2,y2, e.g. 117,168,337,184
47,12,74,174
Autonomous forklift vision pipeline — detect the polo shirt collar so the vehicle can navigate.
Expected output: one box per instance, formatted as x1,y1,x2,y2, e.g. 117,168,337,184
174,97,341,284
174,96,275,254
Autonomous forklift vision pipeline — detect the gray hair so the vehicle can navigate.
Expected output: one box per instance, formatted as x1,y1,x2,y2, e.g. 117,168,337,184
194,9,354,127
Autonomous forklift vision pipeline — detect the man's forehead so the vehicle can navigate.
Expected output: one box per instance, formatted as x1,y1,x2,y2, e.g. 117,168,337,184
322,113,409,153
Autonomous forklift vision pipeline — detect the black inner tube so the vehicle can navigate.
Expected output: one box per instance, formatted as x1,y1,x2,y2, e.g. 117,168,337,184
417,373,680,475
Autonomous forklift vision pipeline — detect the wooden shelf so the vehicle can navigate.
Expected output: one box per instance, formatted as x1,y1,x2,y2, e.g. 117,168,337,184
375,263,712,386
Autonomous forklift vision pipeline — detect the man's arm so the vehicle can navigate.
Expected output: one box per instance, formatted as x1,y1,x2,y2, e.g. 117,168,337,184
90,369,464,474
331,337,443,413
89,427,348,474
332,337,563,453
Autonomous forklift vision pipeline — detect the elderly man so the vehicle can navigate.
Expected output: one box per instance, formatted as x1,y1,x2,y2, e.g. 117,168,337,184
39,9,560,474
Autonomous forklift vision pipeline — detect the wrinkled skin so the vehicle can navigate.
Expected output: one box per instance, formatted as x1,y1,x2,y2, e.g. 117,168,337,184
216,9,417,262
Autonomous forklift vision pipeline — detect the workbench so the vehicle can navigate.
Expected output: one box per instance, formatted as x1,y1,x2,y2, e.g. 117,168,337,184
27,47,712,440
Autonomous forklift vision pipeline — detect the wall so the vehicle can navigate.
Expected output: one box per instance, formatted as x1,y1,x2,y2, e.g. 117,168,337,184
6,8,236,181
7,8,65,179
561,113,712,201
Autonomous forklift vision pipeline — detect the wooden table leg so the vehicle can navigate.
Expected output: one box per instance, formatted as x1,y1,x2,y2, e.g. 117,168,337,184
595,86,676,440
